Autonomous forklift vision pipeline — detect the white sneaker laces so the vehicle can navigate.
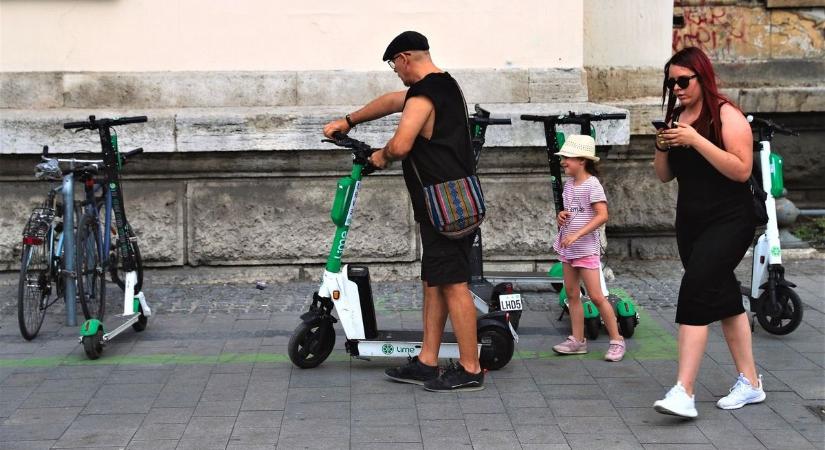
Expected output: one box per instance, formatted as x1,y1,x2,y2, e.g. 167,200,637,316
729,374,759,395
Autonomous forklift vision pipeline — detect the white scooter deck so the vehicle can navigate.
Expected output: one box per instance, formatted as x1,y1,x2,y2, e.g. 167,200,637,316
349,330,480,359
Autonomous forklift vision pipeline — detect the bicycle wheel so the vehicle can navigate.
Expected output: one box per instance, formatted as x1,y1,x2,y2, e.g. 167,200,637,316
77,214,106,320
18,243,50,340
110,226,143,293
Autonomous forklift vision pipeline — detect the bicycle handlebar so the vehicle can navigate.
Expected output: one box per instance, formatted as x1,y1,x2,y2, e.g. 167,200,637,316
40,144,143,163
63,115,148,130
747,115,798,136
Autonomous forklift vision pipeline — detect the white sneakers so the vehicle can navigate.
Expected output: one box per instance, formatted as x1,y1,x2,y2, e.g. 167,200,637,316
716,373,766,410
654,374,766,418
653,382,698,418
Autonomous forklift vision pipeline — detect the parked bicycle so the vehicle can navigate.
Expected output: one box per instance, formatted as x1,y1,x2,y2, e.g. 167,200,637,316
18,148,103,340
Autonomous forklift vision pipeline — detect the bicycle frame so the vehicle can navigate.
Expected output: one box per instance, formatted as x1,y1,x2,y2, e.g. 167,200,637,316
80,180,114,267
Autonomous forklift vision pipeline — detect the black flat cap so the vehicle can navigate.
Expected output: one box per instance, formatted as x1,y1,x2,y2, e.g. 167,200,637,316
382,31,429,61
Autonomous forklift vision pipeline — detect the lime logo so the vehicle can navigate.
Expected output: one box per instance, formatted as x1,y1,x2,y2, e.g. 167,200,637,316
109,182,116,189
771,247,781,256
381,344,394,355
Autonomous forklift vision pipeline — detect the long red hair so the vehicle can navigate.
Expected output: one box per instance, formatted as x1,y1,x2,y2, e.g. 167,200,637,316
662,47,738,142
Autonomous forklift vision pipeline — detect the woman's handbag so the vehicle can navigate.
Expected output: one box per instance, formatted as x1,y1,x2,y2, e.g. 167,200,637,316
749,175,769,226
410,161,486,239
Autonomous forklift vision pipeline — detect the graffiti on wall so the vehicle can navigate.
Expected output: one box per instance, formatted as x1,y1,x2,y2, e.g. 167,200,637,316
673,6,770,61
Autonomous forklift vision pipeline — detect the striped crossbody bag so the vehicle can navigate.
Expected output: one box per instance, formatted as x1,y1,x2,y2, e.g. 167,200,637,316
410,162,486,239
409,79,486,239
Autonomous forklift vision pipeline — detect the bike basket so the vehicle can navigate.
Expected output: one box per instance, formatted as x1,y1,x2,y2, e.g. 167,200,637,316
22,207,55,245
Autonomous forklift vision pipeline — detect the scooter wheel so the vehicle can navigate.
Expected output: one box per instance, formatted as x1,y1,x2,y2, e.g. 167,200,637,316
288,320,336,369
584,317,600,340
618,315,636,339
478,325,514,370
551,283,563,293
83,329,104,360
756,286,803,335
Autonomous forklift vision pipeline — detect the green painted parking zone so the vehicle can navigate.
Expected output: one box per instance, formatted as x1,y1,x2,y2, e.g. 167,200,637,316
0,306,676,368
515,307,678,361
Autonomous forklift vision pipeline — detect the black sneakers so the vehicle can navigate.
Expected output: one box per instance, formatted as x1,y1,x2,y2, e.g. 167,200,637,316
423,362,484,392
384,356,439,385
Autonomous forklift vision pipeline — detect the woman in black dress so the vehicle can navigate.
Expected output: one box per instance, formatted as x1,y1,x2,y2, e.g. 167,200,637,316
651,47,764,418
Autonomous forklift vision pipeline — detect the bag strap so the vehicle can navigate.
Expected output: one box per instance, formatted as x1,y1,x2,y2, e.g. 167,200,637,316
409,74,475,185
410,158,425,186
453,77,475,176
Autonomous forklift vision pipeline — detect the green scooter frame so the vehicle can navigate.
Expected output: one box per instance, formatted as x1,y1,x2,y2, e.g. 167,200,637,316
521,113,639,339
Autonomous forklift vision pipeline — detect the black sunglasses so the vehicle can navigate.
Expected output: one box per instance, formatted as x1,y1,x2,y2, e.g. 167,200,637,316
666,75,697,90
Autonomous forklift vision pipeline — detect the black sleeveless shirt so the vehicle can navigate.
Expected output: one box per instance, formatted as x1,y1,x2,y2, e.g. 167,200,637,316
401,72,474,223
667,104,755,227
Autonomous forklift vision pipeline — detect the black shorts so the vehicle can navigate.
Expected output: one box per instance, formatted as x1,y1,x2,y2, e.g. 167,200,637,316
419,223,473,286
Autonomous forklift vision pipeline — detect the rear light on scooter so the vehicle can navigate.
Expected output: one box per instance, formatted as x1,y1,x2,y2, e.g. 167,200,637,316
23,236,43,245
506,284,513,294
505,312,510,323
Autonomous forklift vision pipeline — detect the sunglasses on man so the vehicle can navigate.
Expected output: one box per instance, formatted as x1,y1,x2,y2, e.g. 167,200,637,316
666,74,697,90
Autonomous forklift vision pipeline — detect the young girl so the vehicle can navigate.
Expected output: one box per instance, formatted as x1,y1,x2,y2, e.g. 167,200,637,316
550,134,625,362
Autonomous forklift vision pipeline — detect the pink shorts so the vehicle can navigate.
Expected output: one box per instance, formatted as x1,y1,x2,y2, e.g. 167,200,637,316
559,254,601,270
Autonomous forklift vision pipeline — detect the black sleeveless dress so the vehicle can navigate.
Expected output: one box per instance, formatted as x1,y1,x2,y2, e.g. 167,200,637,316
668,105,755,325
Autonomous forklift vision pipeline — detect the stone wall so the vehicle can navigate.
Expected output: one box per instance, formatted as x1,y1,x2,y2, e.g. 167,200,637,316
1,69,656,278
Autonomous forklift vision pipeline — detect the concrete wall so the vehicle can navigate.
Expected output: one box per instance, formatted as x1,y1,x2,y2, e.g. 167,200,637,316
584,0,673,67
0,0,583,71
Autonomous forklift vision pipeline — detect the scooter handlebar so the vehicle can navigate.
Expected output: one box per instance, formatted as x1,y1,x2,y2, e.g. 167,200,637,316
747,115,798,136
63,115,148,130
322,132,379,174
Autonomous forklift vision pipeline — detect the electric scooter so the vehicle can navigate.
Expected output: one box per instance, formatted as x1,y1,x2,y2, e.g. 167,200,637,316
742,115,804,335
521,112,639,339
287,132,517,370
63,115,153,359
467,105,524,330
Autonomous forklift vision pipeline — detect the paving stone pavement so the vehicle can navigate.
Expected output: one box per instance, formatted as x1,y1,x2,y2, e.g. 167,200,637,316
0,257,822,449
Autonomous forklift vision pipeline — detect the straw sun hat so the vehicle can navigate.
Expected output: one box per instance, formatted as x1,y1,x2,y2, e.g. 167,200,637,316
555,134,599,162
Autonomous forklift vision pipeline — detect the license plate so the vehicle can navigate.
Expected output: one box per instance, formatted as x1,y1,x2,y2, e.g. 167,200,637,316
499,293,523,311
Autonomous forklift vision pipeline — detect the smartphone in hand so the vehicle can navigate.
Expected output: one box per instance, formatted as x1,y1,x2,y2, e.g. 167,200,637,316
652,120,669,131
